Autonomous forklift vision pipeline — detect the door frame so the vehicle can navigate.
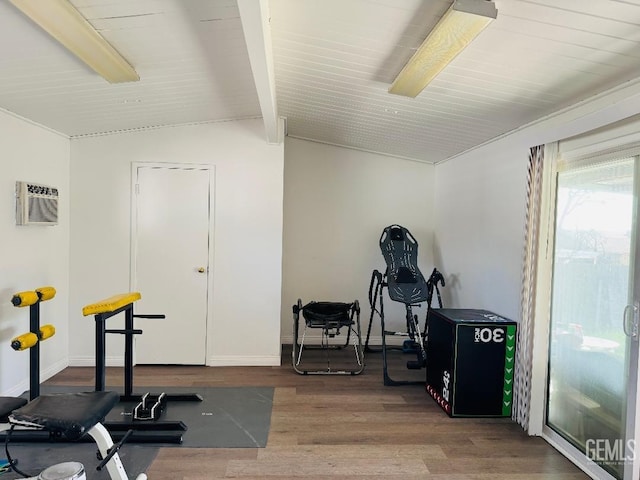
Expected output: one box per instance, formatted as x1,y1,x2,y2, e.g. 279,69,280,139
530,147,640,480
129,161,216,365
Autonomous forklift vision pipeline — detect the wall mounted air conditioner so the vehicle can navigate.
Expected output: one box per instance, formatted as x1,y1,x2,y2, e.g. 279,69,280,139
16,181,59,226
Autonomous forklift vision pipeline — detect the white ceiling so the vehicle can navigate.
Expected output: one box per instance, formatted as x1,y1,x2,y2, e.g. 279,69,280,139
1,0,640,163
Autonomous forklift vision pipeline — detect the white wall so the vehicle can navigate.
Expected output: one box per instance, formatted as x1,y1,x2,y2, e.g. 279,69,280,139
433,78,640,323
281,138,435,342
0,110,70,396
434,138,528,321
69,118,284,367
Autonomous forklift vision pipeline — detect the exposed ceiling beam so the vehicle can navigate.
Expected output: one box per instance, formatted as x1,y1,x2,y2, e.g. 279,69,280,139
237,0,280,144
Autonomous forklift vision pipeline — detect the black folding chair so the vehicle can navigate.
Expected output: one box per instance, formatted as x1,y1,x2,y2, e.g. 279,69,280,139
292,300,364,375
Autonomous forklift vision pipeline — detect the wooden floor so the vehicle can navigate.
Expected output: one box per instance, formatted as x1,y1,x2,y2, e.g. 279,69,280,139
44,346,590,479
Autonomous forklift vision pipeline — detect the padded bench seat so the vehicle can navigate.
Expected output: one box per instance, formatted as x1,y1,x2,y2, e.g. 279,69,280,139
82,292,141,317
9,391,118,440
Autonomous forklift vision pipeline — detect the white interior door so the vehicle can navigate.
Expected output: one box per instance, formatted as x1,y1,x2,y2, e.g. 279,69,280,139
132,164,211,365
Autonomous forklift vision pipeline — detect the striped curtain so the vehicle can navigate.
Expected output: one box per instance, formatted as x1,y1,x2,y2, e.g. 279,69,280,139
513,145,545,430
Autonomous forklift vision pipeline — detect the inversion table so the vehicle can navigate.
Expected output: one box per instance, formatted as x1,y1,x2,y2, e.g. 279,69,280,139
365,225,445,385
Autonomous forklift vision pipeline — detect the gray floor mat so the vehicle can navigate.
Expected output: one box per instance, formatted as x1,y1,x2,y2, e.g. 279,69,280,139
0,386,273,478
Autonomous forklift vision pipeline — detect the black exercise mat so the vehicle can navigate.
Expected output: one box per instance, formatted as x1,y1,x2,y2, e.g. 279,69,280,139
37,385,274,448
0,444,155,480
0,386,273,478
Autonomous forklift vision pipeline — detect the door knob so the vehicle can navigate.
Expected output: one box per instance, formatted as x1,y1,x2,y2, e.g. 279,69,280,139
197,267,206,273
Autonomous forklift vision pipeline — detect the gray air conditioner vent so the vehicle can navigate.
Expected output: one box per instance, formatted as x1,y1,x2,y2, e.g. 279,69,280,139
16,181,59,226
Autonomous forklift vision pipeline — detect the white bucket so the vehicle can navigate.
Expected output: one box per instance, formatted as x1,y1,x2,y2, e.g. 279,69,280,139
37,462,86,480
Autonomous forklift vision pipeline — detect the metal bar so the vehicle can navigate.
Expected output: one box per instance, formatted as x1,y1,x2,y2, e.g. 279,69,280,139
124,304,134,398
95,313,106,391
29,302,40,400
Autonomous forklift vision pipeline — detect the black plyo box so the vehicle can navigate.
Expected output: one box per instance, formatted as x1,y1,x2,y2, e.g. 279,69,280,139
425,308,517,417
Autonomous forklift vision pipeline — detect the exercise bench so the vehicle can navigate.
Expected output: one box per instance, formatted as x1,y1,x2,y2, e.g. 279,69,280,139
6,391,146,479
83,292,202,443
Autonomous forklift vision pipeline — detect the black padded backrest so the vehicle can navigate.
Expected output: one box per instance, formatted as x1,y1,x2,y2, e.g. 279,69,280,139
302,301,353,328
379,225,428,304
9,391,119,440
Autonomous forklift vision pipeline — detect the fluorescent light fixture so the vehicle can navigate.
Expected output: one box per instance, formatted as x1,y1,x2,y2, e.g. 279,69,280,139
9,0,139,83
389,0,497,97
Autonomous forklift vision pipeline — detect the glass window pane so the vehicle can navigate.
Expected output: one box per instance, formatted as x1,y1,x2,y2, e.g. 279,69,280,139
547,159,635,479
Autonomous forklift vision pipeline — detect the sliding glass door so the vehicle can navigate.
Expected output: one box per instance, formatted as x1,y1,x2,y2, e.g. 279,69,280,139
546,157,640,480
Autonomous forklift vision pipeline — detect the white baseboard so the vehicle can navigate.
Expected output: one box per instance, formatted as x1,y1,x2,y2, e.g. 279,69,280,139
3,382,29,398
207,355,281,367
71,355,282,367
41,357,69,381
3,358,68,397
282,335,405,347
